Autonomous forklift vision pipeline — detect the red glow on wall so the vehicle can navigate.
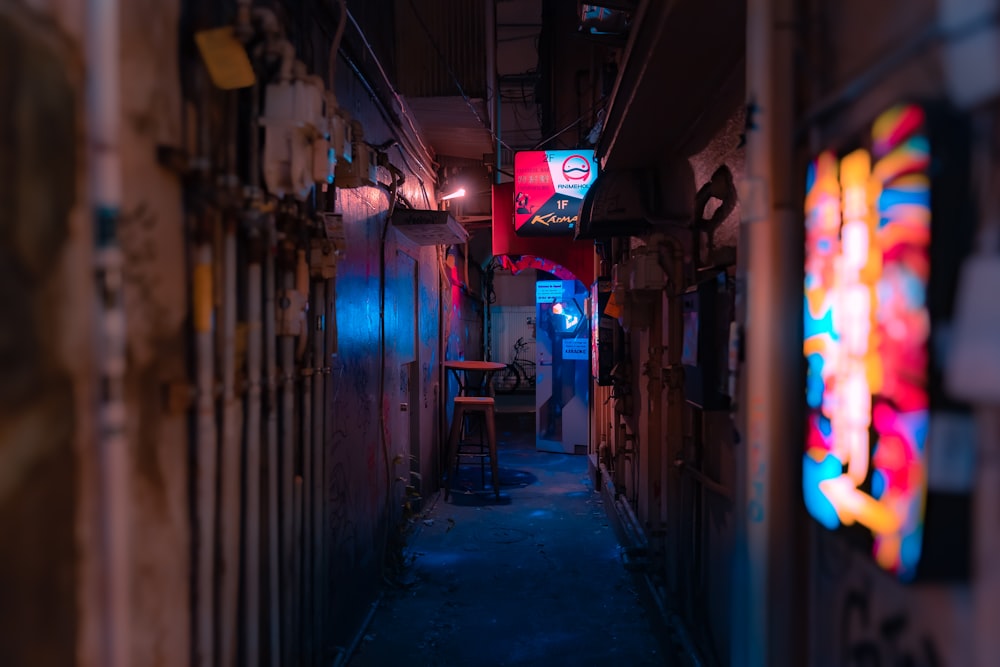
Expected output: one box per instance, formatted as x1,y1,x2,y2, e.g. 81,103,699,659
492,182,595,286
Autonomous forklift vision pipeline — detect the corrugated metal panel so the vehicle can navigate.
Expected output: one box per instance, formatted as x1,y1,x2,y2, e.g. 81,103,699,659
395,0,486,98
489,305,535,367
407,96,493,160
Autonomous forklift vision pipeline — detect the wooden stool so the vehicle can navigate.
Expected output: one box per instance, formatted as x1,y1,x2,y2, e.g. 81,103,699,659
444,396,499,500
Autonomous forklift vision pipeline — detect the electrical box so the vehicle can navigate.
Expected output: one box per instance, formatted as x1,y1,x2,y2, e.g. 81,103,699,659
261,76,326,199
591,277,621,386
627,246,664,291
310,239,338,279
681,271,733,410
334,120,377,188
321,212,346,251
277,287,308,337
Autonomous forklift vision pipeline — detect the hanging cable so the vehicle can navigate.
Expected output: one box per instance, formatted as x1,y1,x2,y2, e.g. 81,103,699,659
344,8,439,173
532,95,609,150
327,0,347,94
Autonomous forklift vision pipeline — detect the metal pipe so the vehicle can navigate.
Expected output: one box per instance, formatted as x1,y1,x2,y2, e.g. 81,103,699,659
300,342,313,666
738,0,801,662
327,0,348,96
344,7,436,177
219,219,242,667
311,280,327,665
736,0,774,661
244,249,263,667
280,269,297,666
486,0,501,185
320,276,336,656
263,234,281,667
296,250,310,360
331,595,383,667
673,460,732,501
193,241,217,667
292,475,304,665
87,0,129,665
662,240,685,597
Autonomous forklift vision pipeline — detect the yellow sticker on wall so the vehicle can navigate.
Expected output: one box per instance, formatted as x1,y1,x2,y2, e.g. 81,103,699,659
194,26,255,90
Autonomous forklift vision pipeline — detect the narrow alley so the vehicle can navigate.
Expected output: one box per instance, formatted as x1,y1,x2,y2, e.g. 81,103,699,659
347,411,665,666
4,0,1000,666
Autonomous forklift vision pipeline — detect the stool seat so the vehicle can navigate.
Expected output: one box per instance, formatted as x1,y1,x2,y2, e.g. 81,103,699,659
444,395,499,500
454,396,495,405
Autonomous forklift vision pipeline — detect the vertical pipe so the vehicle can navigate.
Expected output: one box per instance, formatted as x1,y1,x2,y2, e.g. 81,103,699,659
736,0,774,661
739,0,801,663
219,220,242,667
264,234,281,667
297,259,313,667
244,246,263,667
485,0,499,185
193,241,217,667
974,408,1000,667
663,245,685,598
300,325,313,667
645,296,664,555
292,475,304,665
87,0,128,665
320,276,336,658
280,269,297,666
312,280,327,665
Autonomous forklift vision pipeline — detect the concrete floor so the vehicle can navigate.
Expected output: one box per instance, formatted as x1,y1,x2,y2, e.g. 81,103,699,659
347,412,669,666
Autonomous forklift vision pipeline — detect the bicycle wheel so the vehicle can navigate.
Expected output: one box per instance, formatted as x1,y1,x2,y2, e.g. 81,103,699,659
522,363,536,389
492,365,521,393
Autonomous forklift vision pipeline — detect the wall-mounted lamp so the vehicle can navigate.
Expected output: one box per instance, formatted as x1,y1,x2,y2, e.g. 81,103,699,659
440,187,466,201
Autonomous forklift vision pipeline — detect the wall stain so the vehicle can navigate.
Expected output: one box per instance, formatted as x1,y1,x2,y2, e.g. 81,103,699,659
0,8,77,666
840,583,941,667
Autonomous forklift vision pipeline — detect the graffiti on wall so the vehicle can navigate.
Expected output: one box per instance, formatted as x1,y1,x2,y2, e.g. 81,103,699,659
839,582,941,667
811,528,956,667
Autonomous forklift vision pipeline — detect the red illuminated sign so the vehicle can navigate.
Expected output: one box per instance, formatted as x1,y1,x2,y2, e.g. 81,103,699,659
514,150,597,237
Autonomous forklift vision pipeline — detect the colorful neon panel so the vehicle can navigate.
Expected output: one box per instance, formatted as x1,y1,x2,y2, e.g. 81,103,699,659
803,104,931,581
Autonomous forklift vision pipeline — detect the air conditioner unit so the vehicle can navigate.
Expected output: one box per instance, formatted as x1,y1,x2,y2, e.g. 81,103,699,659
391,209,469,246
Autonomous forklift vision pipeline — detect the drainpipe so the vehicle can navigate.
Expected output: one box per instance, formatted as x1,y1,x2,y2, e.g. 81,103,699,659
292,475,304,663
279,259,297,666
263,225,281,667
658,237,685,595
87,0,129,665
299,292,314,666
736,0,802,663
219,217,242,667
296,249,310,360
311,280,327,660
193,236,217,667
643,286,665,557
486,0,500,185
737,0,774,662
321,274,336,650
244,235,264,667
293,249,313,664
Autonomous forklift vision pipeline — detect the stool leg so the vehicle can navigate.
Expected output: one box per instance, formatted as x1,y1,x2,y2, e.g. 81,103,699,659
477,412,486,489
445,405,465,500
485,405,499,500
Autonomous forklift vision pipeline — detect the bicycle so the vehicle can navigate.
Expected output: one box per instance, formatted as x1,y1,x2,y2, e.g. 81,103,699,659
493,337,537,393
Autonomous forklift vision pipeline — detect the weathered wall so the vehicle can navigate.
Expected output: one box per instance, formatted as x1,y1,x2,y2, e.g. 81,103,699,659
0,6,81,666
119,1,190,664
3,2,189,665
317,4,461,649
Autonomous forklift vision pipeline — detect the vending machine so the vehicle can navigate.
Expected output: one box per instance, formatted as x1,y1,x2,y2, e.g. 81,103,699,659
535,279,590,454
